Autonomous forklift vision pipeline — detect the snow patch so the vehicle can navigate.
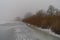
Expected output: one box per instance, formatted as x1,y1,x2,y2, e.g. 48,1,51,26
36,27,60,38
26,24,60,38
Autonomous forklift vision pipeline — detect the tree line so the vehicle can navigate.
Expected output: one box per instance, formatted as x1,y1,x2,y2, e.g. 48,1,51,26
22,5,60,34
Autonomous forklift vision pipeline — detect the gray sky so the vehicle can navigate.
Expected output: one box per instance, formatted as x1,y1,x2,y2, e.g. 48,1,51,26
0,0,59,22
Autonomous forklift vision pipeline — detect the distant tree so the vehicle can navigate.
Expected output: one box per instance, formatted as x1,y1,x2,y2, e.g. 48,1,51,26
55,9,60,16
47,5,55,16
36,10,43,16
24,12,33,18
36,10,46,16
15,17,21,21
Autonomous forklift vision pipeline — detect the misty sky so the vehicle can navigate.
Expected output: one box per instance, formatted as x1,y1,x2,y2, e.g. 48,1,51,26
0,0,60,22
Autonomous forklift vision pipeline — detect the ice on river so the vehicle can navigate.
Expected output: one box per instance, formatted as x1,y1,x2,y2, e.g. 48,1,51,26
0,21,60,40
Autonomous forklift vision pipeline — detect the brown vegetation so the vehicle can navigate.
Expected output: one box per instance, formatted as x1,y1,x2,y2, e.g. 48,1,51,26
23,15,60,34
22,5,60,34
50,16,60,34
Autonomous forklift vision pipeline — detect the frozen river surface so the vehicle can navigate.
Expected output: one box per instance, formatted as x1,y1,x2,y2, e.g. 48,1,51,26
0,21,60,40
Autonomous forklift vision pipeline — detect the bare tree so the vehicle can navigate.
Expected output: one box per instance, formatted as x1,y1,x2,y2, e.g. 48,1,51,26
47,5,55,16
24,12,33,18
36,10,43,16
55,9,60,16
36,10,46,16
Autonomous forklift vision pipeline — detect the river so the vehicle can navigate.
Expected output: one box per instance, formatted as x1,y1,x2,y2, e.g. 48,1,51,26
0,21,60,40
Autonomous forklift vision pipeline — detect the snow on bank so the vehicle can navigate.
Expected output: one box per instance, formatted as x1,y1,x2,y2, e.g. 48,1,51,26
38,28,60,38
26,24,60,38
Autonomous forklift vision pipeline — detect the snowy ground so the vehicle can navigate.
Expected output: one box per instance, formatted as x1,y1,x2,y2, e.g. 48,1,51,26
28,24,60,38
0,21,60,40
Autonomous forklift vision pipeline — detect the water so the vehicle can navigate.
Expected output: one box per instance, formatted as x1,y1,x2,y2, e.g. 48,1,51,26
0,21,60,40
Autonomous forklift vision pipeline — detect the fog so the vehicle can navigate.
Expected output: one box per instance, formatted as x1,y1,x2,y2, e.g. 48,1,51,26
0,0,59,23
